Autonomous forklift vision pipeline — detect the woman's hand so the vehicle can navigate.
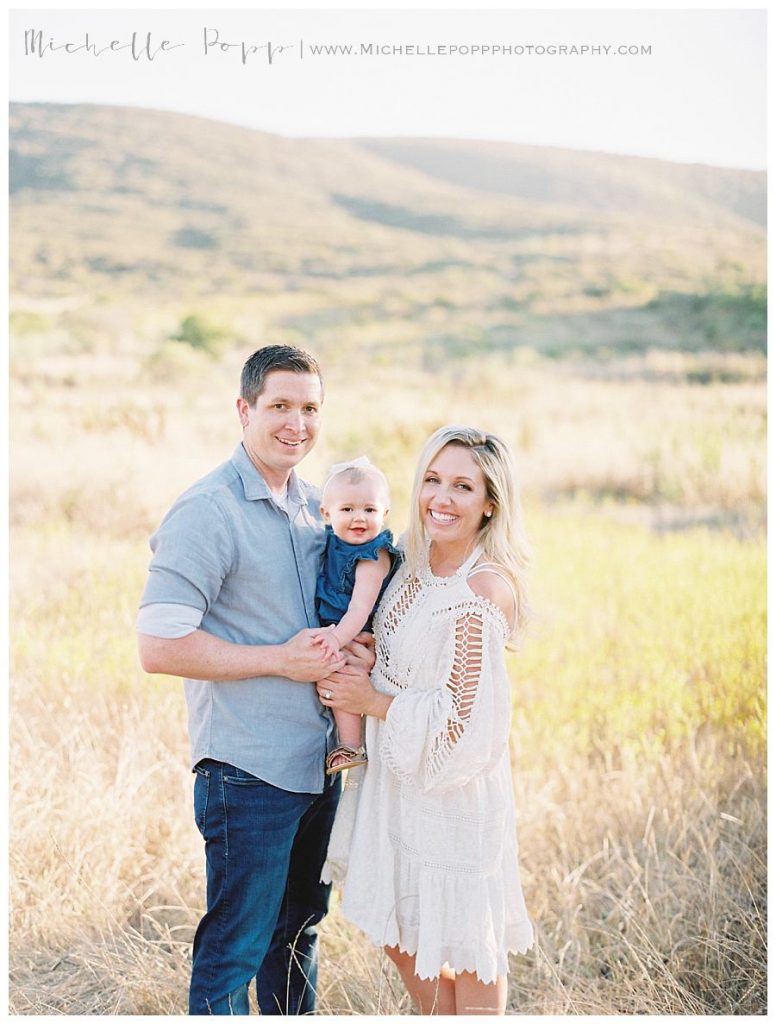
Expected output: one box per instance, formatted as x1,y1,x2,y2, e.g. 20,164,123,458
316,661,392,720
343,632,376,671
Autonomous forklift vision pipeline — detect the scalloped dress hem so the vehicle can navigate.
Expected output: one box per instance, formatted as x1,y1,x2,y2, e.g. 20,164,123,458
353,919,535,984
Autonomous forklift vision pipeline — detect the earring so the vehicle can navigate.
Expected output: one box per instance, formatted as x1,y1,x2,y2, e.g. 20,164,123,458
485,510,493,518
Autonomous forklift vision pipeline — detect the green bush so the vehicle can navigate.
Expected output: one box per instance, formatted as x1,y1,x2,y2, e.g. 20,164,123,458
170,314,226,357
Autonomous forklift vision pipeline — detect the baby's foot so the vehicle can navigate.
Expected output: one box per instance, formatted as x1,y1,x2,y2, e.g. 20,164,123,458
325,744,368,776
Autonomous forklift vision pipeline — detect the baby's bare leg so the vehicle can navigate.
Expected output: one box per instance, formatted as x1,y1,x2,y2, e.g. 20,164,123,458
333,709,363,749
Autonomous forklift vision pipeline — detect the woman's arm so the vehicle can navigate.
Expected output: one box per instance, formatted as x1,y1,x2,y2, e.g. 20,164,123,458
380,605,511,794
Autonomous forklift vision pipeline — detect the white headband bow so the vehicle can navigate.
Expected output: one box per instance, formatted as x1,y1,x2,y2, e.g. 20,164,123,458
326,455,373,480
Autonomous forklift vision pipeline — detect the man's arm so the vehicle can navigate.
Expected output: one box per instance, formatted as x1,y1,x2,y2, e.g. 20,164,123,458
138,627,344,682
138,489,345,683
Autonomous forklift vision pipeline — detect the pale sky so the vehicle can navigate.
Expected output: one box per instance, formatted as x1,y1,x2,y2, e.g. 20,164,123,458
8,6,767,170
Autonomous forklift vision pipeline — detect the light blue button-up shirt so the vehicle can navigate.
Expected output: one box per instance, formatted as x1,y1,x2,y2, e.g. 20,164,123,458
139,443,333,793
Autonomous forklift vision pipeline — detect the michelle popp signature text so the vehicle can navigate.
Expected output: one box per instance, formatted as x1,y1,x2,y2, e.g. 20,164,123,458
23,28,295,64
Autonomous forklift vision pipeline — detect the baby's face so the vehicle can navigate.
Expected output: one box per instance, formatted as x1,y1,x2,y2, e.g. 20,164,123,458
322,478,389,544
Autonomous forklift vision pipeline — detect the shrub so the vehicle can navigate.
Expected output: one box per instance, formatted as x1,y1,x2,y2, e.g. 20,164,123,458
170,314,226,357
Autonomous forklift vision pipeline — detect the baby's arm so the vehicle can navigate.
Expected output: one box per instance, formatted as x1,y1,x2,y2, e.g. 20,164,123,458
332,550,391,646
321,549,392,652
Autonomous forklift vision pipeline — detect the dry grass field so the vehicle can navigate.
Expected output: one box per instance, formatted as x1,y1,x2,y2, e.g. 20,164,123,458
9,347,766,1015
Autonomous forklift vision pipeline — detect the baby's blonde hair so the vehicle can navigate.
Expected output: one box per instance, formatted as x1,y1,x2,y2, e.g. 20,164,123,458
404,425,531,639
321,462,391,508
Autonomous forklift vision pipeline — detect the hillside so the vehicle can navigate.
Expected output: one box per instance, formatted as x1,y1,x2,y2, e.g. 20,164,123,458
355,138,766,229
9,102,766,362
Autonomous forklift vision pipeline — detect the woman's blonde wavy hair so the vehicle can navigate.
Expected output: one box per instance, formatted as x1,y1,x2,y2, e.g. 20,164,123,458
403,425,531,641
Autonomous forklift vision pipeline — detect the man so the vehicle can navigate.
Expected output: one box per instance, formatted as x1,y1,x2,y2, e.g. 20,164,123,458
137,345,372,1015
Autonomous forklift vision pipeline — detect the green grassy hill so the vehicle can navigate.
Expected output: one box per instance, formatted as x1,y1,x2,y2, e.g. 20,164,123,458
9,102,766,363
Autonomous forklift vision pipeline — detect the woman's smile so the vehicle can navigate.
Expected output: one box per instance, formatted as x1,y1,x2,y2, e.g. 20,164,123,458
427,509,459,525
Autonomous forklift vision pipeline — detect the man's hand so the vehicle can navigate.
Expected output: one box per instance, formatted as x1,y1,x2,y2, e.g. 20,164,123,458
280,628,346,681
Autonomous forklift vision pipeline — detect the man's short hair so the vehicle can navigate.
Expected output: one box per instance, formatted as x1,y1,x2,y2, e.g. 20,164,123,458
240,345,323,406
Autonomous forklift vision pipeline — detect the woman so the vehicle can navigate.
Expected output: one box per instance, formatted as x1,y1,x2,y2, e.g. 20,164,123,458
318,425,534,1015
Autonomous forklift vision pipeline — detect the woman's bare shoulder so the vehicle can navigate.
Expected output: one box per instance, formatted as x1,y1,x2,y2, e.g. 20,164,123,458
465,565,515,624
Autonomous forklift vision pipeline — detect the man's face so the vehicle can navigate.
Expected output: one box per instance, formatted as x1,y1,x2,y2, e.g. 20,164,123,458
237,370,322,486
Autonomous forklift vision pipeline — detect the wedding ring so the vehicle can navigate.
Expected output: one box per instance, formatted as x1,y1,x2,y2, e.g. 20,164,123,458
323,689,333,700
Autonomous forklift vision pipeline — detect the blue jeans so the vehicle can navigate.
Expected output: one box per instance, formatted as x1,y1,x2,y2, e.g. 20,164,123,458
188,759,341,1015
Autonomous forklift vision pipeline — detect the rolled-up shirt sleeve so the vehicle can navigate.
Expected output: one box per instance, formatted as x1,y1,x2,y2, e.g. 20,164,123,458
139,492,235,627
136,602,204,638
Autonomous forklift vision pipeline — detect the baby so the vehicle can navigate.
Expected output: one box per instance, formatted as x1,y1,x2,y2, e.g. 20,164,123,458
314,457,400,775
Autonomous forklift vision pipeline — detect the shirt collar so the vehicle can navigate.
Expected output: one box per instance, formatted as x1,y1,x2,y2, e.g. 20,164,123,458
231,443,309,507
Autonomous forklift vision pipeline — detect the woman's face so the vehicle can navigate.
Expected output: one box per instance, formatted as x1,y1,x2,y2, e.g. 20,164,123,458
419,444,494,550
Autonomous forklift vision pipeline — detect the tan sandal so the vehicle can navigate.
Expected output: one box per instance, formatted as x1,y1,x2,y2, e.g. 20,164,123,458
325,744,368,776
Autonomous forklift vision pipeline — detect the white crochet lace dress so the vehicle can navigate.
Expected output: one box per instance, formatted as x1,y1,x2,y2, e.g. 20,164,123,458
323,546,534,983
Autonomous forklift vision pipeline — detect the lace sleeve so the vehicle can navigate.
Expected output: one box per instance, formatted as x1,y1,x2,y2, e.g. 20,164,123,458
380,604,511,795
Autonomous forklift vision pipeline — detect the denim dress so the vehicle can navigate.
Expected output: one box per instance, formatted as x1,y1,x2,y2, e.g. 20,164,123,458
315,526,401,629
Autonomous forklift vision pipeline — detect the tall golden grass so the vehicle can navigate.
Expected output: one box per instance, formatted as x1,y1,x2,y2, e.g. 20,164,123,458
9,350,766,1014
